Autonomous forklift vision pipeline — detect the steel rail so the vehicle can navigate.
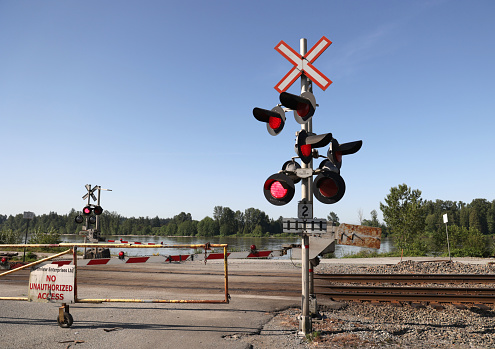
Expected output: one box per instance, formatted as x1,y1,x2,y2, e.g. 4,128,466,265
315,285,495,295
314,273,495,284
316,290,495,304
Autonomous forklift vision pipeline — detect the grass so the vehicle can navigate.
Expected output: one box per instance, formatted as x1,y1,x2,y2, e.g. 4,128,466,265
340,250,401,258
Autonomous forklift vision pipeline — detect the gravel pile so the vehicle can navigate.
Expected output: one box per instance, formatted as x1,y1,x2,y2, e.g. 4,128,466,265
241,260,495,348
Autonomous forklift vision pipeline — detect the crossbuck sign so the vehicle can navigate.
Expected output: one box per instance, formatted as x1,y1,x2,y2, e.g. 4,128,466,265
274,36,333,93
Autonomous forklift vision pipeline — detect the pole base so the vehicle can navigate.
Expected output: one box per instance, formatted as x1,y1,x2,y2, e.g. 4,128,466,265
298,315,312,336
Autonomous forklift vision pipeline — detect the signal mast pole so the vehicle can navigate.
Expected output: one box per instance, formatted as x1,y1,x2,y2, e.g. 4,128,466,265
300,38,312,335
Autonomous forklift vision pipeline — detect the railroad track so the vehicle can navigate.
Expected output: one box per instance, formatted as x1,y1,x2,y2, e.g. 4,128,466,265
314,273,495,305
314,273,495,284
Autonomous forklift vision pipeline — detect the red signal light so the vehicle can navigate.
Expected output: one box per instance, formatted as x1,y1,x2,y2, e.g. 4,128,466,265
270,180,288,199
93,206,103,215
317,177,339,198
263,173,295,206
268,116,282,130
82,206,92,215
297,102,310,117
300,144,312,158
313,171,345,204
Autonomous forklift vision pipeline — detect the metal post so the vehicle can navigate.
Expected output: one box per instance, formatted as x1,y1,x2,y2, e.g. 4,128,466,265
96,186,101,232
23,219,29,262
445,223,451,261
299,37,312,336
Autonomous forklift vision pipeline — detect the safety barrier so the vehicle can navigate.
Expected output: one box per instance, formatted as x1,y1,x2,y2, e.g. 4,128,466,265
0,243,229,328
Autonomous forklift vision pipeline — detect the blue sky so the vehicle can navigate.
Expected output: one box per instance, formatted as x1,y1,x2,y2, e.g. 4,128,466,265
1,0,494,225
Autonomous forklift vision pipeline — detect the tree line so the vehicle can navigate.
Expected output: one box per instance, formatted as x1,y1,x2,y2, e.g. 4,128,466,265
0,206,284,242
2,187,494,258
380,184,495,257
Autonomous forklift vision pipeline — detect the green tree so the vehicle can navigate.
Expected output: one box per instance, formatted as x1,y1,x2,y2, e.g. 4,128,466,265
164,222,177,236
361,210,379,227
243,208,269,235
433,225,490,257
0,228,21,244
219,207,236,235
469,199,490,234
327,211,339,226
29,227,61,244
173,212,192,225
380,184,426,254
197,216,218,237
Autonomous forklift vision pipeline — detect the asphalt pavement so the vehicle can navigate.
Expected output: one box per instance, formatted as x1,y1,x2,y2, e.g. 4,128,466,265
0,260,301,349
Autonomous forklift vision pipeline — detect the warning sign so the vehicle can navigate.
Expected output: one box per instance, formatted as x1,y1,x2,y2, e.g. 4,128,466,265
28,264,75,303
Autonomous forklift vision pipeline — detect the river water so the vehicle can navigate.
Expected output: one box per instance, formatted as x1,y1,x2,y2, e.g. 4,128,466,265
61,235,394,258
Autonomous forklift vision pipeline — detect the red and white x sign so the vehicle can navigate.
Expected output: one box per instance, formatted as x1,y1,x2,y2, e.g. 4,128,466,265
274,36,333,93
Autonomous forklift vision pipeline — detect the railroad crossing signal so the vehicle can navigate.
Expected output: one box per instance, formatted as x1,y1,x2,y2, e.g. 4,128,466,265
313,139,362,204
295,130,333,164
75,184,111,243
253,106,286,136
274,36,333,93
256,36,364,336
280,91,316,124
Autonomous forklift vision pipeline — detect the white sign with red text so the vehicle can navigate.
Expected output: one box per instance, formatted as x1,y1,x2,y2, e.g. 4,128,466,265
28,264,75,303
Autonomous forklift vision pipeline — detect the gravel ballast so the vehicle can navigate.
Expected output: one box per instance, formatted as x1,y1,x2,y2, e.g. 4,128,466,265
239,259,495,348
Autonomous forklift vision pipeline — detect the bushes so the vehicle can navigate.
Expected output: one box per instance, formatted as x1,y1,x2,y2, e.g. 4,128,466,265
0,229,21,244
28,227,61,244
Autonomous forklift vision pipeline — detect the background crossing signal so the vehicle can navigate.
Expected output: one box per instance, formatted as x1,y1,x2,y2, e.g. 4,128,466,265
93,206,104,215
263,173,295,206
253,106,286,136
